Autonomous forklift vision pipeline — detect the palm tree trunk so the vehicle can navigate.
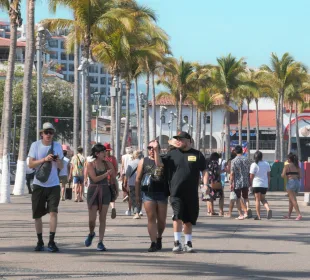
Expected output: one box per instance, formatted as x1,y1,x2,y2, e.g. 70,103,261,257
288,103,293,155
295,102,301,160
275,96,280,160
279,89,284,161
196,108,201,150
246,99,250,158
116,77,122,160
238,103,242,145
190,102,194,135
13,0,35,196
143,72,150,155
121,82,131,155
73,32,79,153
209,110,213,152
225,95,231,161
255,98,259,151
178,92,183,132
0,4,19,203
134,77,139,148
110,74,116,155
151,72,156,139
202,113,206,155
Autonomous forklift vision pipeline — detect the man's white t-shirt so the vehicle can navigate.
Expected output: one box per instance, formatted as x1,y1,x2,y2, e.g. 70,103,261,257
122,154,132,175
250,161,271,188
26,157,35,175
59,156,70,176
28,140,64,187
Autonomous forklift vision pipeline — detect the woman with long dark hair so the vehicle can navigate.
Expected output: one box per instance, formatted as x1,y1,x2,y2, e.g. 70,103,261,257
250,151,272,220
281,153,302,220
84,144,116,251
135,140,168,252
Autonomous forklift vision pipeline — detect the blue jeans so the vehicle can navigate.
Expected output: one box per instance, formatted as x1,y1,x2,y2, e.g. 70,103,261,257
142,192,168,204
287,179,300,193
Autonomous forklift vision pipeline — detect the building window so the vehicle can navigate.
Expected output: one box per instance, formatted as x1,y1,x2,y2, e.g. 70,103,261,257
100,87,106,94
100,77,106,85
204,115,211,124
68,75,74,82
68,54,74,61
49,40,58,48
108,78,112,85
61,63,67,71
61,41,65,49
89,65,98,73
89,76,98,84
100,66,106,74
162,116,166,124
61,53,66,60
50,52,58,60
68,64,74,71
90,87,98,93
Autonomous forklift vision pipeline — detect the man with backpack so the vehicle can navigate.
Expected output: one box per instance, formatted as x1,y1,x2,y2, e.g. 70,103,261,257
69,147,85,202
28,122,63,252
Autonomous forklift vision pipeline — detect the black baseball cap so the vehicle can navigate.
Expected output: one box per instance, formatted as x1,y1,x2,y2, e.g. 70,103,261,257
173,131,192,140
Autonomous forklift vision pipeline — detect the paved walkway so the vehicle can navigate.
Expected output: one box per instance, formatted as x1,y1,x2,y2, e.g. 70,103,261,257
0,188,310,280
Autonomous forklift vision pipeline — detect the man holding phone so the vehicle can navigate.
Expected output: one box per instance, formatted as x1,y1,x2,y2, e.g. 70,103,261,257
28,122,63,252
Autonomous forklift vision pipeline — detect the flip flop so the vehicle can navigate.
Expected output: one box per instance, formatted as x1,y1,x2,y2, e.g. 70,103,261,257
254,216,261,220
283,215,291,219
295,215,302,221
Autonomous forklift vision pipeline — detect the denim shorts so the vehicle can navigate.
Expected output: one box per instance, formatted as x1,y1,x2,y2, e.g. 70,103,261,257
287,179,300,193
142,192,168,204
73,176,84,184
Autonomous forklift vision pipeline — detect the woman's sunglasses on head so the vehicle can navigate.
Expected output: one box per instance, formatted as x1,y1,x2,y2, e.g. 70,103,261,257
147,146,154,150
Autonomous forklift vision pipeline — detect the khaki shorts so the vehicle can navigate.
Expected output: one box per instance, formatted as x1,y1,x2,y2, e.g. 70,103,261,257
59,176,68,184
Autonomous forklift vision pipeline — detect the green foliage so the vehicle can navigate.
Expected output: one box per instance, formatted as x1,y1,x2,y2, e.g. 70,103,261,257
0,77,74,149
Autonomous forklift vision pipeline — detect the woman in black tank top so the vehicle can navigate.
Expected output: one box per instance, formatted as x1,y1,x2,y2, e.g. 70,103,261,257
136,140,168,252
84,144,116,251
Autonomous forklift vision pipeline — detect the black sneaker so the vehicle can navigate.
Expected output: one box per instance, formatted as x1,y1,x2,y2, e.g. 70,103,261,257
47,241,59,252
184,241,195,253
172,241,182,253
156,238,162,250
34,242,44,252
148,242,157,252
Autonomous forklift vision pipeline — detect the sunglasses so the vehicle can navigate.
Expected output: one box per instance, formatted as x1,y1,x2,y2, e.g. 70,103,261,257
43,130,54,135
147,146,154,150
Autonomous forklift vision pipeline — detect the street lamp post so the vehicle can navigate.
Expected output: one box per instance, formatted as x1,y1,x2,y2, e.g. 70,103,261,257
78,58,89,153
221,131,225,159
169,111,177,138
36,25,44,140
93,92,102,143
159,106,167,147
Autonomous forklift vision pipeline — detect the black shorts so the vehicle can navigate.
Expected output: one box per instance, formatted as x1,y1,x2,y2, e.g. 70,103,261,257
253,187,267,195
234,187,249,199
209,189,224,201
170,196,199,225
32,185,60,219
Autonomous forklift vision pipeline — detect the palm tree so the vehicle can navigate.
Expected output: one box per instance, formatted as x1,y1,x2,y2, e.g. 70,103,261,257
261,53,307,161
13,0,35,196
0,0,22,202
214,54,247,160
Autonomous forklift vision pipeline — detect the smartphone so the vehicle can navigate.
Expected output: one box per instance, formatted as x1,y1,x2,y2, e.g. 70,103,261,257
52,155,58,161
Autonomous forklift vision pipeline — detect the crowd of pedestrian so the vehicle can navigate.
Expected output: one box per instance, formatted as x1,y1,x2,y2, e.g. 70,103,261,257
26,122,303,254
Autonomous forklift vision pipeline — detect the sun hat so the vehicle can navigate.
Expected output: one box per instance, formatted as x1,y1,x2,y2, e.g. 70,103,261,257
40,122,56,132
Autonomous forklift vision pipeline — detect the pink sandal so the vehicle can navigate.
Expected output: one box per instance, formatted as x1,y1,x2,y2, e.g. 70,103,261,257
295,215,302,221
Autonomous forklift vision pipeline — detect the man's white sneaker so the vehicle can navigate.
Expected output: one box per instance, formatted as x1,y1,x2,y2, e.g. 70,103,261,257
125,210,131,216
183,241,195,253
139,211,143,216
172,241,183,253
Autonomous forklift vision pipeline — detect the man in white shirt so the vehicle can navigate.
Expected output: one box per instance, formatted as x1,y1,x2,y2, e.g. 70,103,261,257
59,147,70,201
28,122,63,253
121,147,133,215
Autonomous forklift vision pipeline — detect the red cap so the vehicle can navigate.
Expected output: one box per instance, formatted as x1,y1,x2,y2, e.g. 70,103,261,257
103,143,112,151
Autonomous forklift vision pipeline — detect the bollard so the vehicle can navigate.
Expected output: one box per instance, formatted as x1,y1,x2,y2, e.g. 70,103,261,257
304,193,310,206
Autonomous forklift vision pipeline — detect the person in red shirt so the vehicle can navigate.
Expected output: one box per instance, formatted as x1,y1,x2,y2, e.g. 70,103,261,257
103,143,118,219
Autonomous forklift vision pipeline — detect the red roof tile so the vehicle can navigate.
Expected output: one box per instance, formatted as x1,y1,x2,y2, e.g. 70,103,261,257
230,110,276,128
0,37,25,47
152,95,191,106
